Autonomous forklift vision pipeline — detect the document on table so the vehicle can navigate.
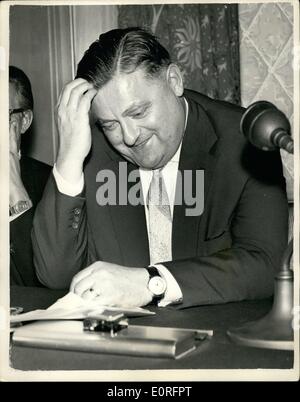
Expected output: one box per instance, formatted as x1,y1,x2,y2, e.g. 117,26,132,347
10,292,155,324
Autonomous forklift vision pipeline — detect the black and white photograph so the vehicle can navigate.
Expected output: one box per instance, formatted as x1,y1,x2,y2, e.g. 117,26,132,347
0,0,299,384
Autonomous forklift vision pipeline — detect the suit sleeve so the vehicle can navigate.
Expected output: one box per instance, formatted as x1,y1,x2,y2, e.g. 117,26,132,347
32,173,89,289
164,154,289,308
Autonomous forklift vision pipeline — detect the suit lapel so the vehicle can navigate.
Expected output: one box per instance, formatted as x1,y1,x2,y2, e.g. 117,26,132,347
87,135,150,266
172,95,219,259
108,160,150,266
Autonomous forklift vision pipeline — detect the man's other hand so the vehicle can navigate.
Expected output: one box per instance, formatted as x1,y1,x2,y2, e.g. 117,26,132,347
9,119,20,156
56,78,97,183
70,262,153,308
9,151,32,212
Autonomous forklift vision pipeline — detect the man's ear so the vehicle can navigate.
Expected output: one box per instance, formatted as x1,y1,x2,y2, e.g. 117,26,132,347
20,110,33,134
166,64,184,97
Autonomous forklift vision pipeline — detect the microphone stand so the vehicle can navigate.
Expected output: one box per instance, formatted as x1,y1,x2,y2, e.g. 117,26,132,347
227,239,293,350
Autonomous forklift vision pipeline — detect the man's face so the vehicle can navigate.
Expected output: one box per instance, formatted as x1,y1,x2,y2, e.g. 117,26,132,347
9,82,33,151
91,66,185,169
9,82,25,151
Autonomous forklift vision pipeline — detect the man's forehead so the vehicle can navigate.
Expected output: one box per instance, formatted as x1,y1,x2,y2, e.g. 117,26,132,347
92,71,160,118
104,68,164,93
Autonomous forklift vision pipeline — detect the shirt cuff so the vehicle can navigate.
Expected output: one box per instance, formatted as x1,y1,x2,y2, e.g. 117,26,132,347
9,205,32,222
53,163,84,196
152,264,183,307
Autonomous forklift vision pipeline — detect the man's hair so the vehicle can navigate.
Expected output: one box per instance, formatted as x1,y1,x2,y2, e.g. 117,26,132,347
9,65,34,110
76,27,171,88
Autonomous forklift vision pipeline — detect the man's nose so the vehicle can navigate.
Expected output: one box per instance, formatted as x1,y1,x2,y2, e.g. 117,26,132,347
122,122,139,147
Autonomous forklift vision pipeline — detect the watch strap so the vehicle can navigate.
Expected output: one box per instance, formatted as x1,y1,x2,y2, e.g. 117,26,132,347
147,266,160,279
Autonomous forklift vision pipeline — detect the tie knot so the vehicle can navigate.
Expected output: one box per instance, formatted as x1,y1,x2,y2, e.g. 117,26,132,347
152,168,162,180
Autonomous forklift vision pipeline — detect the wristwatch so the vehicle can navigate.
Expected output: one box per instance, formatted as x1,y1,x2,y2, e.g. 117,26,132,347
147,266,167,305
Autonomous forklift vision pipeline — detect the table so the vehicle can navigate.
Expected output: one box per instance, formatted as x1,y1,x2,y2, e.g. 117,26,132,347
10,286,294,371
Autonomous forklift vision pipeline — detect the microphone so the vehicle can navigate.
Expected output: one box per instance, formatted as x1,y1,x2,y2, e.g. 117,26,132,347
240,101,294,154
227,100,294,350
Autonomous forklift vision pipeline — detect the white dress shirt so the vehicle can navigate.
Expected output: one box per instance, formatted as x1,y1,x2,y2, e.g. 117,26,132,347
53,98,189,307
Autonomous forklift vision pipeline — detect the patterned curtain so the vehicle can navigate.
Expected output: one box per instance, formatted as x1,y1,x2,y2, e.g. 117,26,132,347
118,3,240,104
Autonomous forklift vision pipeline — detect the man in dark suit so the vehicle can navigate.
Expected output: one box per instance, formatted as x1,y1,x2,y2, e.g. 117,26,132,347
32,28,288,307
9,66,51,286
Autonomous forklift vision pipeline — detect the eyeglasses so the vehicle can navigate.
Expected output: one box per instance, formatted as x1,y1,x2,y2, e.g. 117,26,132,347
9,108,25,120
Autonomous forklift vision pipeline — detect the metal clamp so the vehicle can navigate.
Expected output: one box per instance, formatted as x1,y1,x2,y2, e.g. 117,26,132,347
83,310,128,336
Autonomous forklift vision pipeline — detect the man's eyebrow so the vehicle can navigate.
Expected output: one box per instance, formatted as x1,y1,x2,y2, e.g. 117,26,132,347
122,101,151,117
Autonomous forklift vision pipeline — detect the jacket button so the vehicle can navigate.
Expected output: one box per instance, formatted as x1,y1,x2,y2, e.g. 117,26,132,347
72,222,79,230
74,208,81,216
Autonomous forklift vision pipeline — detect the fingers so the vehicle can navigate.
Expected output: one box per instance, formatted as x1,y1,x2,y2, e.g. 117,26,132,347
81,288,100,301
82,87,98,112
55,79,97,170
9,152,21,178
70,261,101,293
70,266,94,293
9,121,19,153
67,82,95,110
58,78,89,106
73,276,95,298
58,79,96,111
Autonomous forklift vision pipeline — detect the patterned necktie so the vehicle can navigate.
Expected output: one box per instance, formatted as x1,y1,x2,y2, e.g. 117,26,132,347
147,169,172,265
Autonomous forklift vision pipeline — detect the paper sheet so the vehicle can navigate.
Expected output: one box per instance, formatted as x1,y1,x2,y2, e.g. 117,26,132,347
10,292,155,323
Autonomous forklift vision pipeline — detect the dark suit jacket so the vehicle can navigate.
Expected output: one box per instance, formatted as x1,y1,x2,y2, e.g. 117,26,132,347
32,91,288,307
10,156,51,286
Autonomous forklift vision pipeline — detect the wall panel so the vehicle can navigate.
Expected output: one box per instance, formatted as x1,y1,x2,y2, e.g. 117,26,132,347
239,2,294,200
10,6,57,165
9,4,118,165
71,5,118,69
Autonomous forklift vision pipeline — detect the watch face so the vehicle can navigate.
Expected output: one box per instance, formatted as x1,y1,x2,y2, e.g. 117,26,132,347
148,276,167,296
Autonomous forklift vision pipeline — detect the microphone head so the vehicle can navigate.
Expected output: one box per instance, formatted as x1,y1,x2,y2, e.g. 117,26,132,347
240,101,291,151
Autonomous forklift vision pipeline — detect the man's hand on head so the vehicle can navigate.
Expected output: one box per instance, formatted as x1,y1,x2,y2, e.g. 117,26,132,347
70,261,153,308
9,119,20,157
9,110,33,216
55,78,97,184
